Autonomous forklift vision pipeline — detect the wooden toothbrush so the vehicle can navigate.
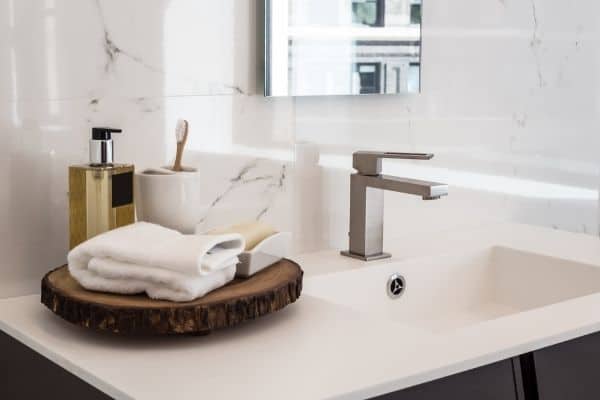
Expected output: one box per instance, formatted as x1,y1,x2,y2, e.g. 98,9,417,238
172,119,189,172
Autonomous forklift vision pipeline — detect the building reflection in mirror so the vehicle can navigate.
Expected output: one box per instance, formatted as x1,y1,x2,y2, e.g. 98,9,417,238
266,0,422,97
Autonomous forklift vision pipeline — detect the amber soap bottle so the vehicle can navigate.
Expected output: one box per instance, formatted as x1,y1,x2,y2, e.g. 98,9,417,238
68,127,135,249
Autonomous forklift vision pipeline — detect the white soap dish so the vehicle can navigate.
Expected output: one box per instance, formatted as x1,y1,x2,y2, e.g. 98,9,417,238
236,232,292,277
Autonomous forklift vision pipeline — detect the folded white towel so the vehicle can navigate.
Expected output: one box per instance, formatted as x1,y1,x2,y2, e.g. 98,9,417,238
73,262,237,302
68,222,245,302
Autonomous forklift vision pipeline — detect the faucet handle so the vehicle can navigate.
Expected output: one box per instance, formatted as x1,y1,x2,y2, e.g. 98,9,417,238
353,151,434,176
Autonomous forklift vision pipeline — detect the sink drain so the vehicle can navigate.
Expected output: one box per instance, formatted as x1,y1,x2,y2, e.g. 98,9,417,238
387,273,406,299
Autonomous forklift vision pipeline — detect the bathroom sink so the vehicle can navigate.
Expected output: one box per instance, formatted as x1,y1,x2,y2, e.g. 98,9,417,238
304,246,600,333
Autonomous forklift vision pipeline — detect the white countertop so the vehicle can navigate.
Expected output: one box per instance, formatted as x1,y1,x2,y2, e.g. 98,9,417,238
2,223,600,400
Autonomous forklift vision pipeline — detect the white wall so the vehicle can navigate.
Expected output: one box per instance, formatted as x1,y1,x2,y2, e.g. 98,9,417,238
294,0,600,250
0,0,598,298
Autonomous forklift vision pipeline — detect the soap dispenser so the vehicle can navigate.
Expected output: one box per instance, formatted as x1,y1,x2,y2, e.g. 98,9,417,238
68,128,135,249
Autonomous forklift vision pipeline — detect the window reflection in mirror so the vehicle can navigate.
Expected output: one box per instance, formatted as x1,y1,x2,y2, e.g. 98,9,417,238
352,0,385,27
265,0,422,97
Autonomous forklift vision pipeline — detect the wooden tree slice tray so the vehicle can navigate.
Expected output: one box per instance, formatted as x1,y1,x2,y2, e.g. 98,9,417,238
41,259,303,336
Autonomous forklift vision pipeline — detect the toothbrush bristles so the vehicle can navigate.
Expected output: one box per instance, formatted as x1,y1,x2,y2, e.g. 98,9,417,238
175,119,188,143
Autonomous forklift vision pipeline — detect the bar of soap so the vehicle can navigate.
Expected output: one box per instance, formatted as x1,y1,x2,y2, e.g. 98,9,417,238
209,221,277,251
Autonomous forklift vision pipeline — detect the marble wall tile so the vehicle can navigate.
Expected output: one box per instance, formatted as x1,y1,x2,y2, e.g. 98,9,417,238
319,166,598,254
0,0,295,298
0,0,260,102
1,0,599,298
186,152,292,234
294,0,600,250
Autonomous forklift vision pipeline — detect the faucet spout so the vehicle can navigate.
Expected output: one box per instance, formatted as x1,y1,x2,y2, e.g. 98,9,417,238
360,174,448,200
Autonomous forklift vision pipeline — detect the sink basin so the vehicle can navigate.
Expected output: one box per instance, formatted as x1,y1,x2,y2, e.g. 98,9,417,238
304,246,600,333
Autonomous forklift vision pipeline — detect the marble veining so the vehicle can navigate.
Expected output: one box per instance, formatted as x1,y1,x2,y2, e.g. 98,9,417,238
196,158,289,230
133,97,161,113
529,0,546,88
95,0,162,75
256,164,287,220
224,85,246,95
512,112,528,129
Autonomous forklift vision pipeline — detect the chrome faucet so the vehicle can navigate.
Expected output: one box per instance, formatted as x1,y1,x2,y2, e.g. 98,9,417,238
341,151,448,261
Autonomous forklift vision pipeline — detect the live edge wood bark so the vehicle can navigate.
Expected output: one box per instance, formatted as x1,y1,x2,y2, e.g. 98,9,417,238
41,259,303,336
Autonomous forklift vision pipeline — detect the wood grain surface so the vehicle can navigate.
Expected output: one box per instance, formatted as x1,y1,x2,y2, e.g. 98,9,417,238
41,260,303,335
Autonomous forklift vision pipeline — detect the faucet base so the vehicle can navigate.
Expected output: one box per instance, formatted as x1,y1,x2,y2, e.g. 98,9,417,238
340,250,392,262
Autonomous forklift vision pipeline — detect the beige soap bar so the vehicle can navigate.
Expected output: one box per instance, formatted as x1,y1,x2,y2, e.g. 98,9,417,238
210,221,277,251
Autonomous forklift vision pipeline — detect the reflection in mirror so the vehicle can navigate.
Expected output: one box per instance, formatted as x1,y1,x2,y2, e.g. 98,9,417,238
265,0,422,97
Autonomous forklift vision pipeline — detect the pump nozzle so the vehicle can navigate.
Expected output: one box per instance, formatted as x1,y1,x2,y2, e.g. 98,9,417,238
92,127,122,141
90,127,122,165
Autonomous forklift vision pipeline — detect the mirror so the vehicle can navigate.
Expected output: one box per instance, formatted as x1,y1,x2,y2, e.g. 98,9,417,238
264,0,422,97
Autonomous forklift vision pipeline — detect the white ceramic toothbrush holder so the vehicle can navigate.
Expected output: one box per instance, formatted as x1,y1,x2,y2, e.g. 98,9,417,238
135,168,205,234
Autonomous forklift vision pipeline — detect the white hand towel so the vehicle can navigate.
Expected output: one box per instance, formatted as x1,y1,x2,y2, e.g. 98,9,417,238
67,222,245,302
73,262,237,302
69,222,245,275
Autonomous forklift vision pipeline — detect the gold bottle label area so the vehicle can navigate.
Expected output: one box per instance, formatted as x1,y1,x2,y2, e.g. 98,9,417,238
69,165,135,250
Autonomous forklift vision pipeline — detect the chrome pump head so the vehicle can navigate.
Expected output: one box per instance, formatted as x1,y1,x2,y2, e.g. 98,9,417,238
89,127,122,165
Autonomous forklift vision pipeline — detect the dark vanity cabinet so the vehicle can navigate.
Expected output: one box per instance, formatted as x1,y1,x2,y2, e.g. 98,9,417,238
372,359,521,400
533,331,600,400
0,331,111,400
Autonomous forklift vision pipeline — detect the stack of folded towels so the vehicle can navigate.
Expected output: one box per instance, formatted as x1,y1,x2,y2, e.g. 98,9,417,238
68,222,245,302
